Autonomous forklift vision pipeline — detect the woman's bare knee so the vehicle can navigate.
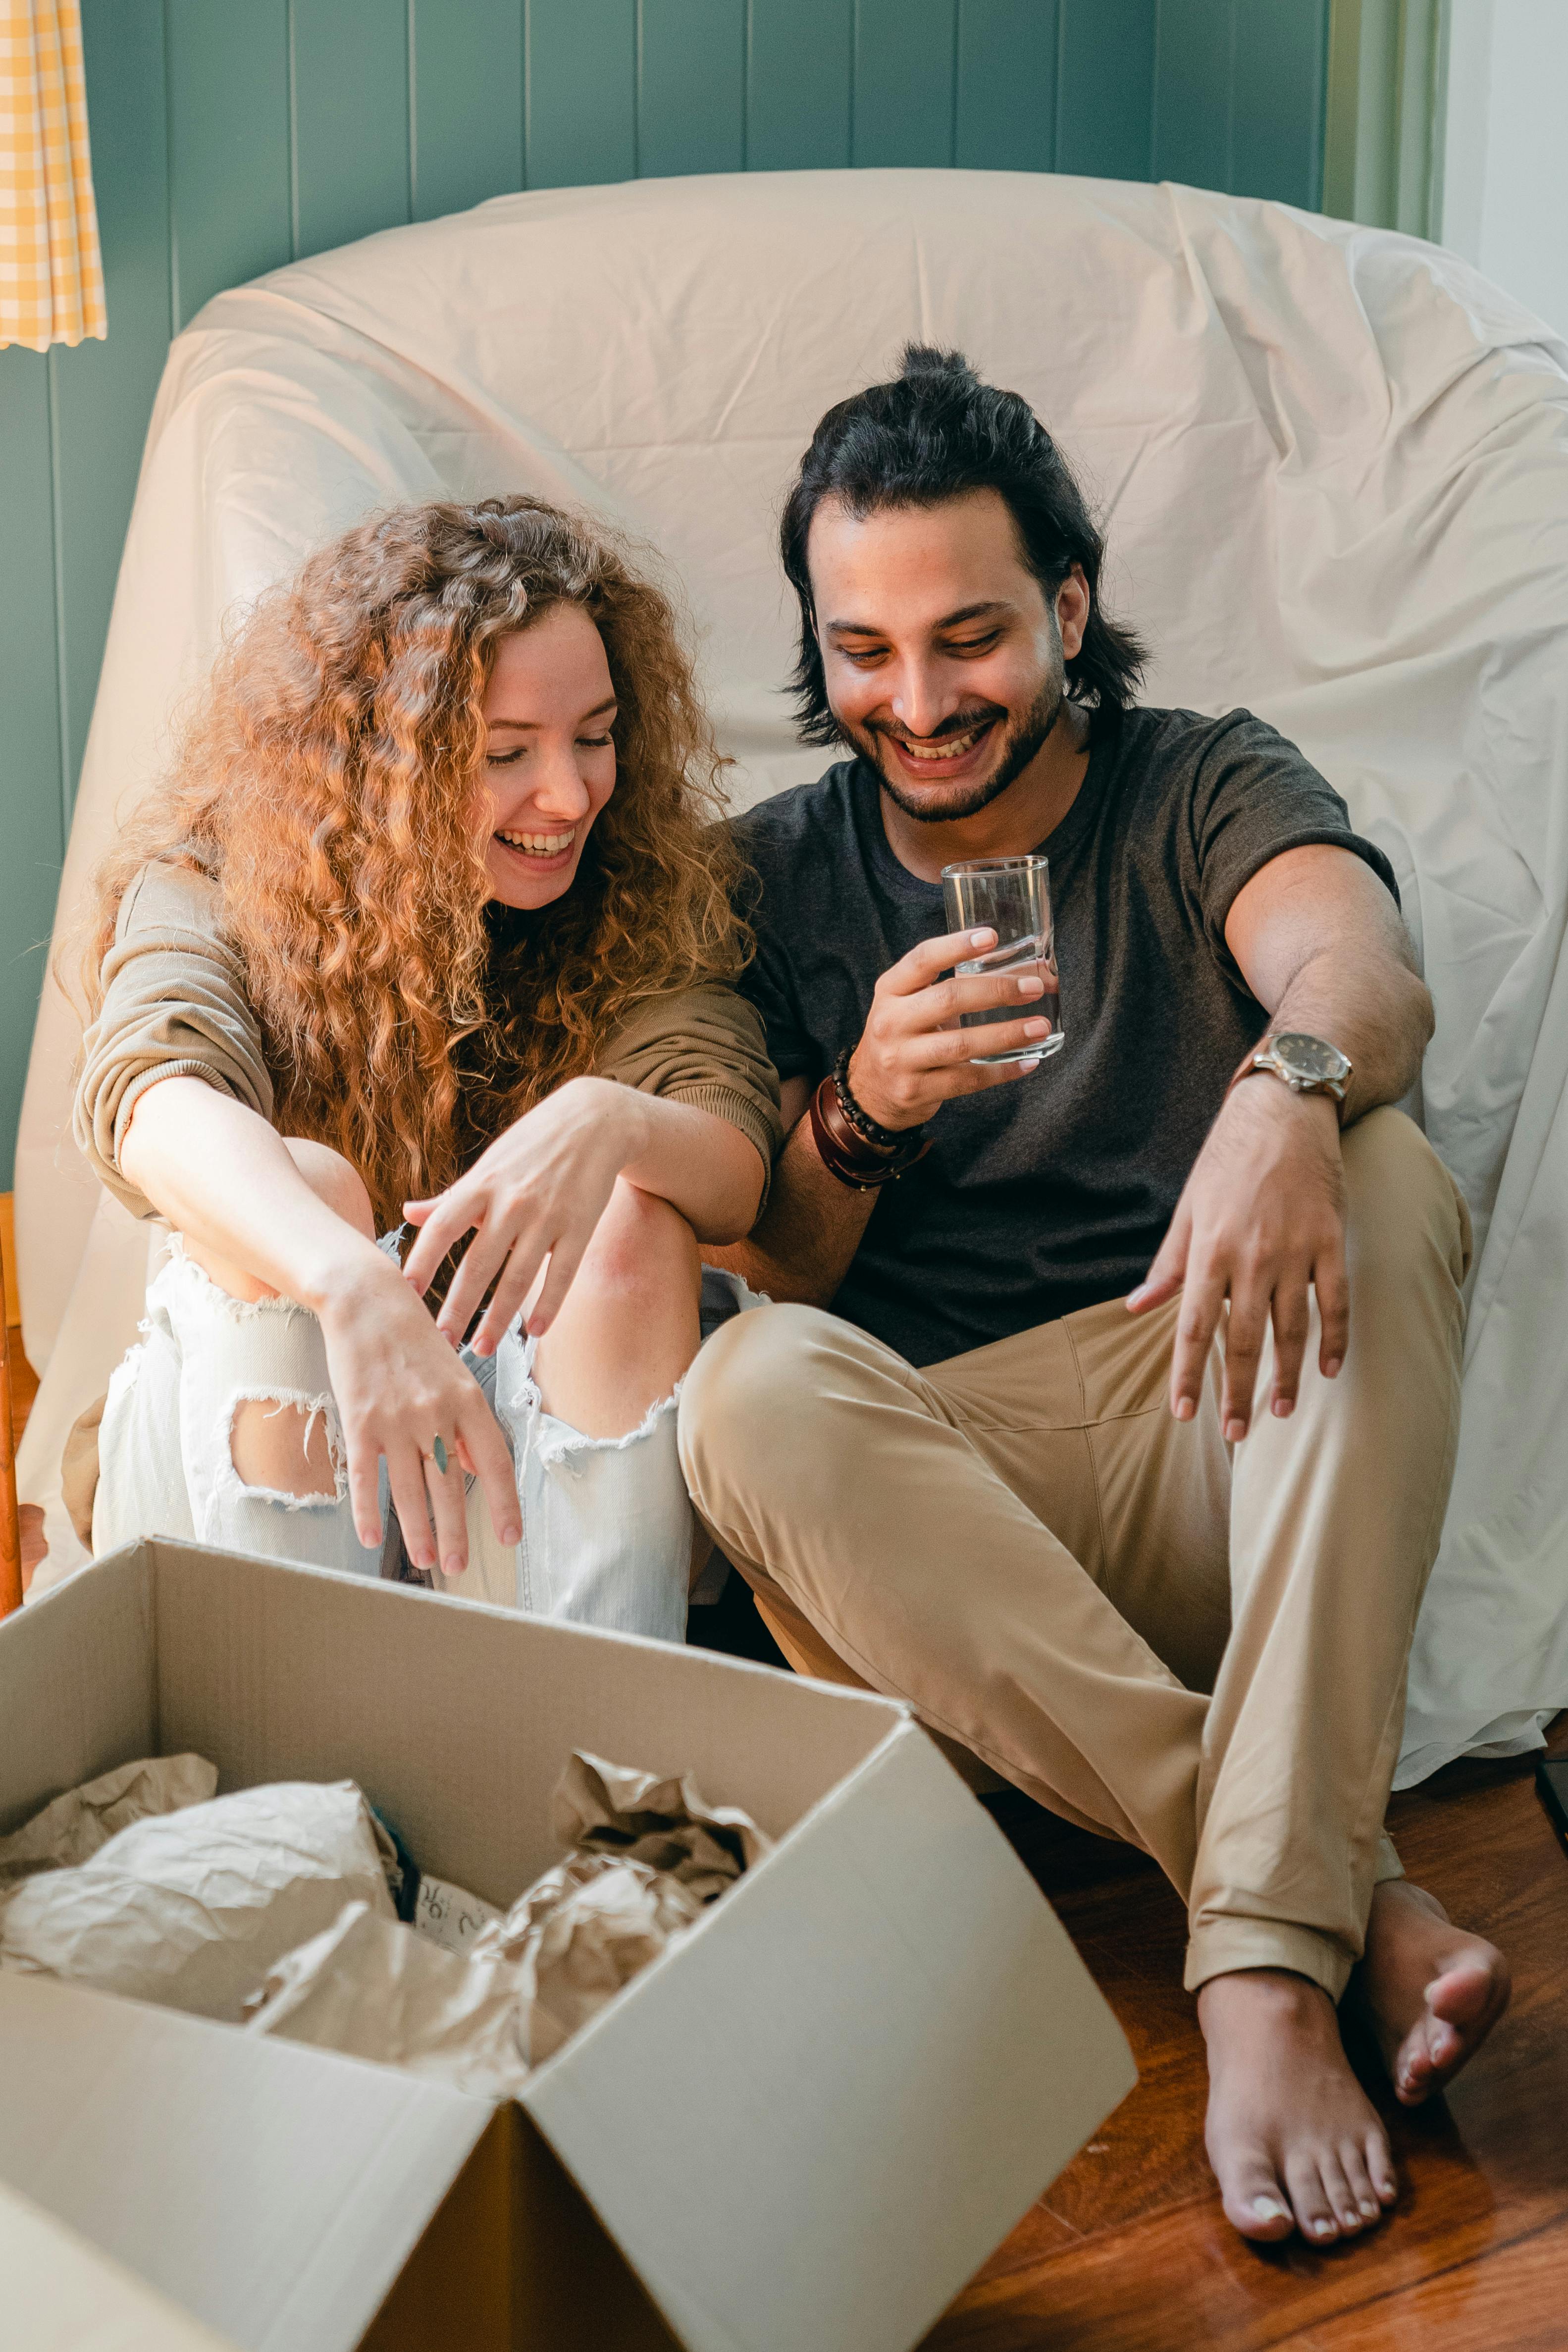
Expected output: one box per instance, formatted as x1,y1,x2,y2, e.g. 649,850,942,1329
575,1178,699,1302
280,1138,375,1239
532,1181,702,1439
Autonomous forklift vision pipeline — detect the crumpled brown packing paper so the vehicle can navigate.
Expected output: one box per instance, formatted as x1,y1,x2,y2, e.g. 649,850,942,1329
554,1751,772,1899
473,1848,708,2066
244,1900,537,2099
0,1755,216,1886
0,1778,397,2021
248,1751,772,2081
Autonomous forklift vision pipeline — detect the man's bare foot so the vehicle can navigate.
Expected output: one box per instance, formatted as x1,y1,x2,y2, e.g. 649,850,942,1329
1357,1879,1510,2107
1199,1969,1397,2245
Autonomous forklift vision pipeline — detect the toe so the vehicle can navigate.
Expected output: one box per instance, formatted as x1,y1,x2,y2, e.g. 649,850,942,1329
1285,2152,1340,2244
1397,1960,1505,2102
1318,2150,1367,2237
1218,2153,1296,2242
1427,2016,1463,2071
1395,2020,1441,2104
1430,1957,1507,2037
1365,2127,1398,2206
1339,2141,1384,2228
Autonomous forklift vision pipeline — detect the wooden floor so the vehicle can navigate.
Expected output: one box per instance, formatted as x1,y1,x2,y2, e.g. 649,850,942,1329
924,1721,1568,2350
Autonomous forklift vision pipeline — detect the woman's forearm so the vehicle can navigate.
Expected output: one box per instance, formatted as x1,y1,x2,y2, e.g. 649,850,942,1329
616,1090,767,1242
117,1076,385,1308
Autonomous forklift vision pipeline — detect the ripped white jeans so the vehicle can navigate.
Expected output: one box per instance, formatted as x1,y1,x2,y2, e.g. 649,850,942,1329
94,1242,760,1643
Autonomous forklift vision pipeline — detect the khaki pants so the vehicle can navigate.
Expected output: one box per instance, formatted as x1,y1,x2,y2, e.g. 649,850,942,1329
680,1108,1470,2001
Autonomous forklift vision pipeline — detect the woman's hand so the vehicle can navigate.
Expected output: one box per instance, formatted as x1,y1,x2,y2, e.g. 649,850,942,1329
401,1076,651,1355
318,1252,521,1577
116,1078,518,1576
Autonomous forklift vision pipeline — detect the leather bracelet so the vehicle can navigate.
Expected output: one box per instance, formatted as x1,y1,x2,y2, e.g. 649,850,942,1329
809,1074,930,1190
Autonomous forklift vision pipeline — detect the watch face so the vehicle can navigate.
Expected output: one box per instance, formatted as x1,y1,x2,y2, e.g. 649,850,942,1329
1272,1032,1349,1082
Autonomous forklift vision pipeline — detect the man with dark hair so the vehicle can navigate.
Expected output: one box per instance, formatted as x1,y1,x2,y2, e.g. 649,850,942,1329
682,347,1509,2246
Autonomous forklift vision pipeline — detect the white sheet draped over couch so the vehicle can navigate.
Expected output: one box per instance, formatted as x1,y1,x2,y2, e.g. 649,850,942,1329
17,168,1568,1782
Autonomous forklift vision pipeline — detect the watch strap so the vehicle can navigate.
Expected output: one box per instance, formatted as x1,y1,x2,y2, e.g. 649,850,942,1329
1225,1035,1350,1119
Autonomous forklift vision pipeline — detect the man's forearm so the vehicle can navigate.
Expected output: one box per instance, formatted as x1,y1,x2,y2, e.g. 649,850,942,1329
1253,943,1432,1126
1224,845,1434,1127
705,1112,877,1307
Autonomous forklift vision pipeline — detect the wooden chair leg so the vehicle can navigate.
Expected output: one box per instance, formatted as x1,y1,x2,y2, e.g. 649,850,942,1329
0,1222,21,1619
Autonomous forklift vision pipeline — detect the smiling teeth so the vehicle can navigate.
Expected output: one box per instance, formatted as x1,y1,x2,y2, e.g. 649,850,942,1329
902,726,985,761
497,829,574,854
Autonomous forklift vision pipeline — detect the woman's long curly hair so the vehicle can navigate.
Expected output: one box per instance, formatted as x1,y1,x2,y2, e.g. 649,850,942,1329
83,496,745,1229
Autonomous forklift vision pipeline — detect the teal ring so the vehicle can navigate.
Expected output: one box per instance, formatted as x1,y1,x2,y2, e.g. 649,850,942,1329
431,1436,449,1476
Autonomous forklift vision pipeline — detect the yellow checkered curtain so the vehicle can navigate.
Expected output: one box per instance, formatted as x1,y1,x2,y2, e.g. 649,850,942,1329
0,0,105,351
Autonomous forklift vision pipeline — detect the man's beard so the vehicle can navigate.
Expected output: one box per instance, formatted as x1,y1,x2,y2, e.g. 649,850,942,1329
843,673,1067,825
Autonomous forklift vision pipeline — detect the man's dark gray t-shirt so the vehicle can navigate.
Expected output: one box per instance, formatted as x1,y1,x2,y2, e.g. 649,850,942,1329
733,704,1399,1368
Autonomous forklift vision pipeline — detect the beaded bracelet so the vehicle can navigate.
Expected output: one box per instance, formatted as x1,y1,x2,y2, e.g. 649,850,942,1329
830,1049,917,1154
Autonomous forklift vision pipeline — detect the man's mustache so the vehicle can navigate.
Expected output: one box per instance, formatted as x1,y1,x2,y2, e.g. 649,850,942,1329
869,705,1008,746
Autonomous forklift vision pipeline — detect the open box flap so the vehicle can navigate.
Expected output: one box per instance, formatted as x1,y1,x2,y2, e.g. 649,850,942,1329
0,1543,157,1836
0,1974,496,2352
1,2177,241,2352
521,1718,1137,2352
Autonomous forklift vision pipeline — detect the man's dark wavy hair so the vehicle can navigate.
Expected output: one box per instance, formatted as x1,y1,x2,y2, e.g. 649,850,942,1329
781,344,1146,744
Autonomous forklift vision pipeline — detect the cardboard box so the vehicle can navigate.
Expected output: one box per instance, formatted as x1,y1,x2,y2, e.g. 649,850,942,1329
2,2175,241,2352
0,1540,1136,2351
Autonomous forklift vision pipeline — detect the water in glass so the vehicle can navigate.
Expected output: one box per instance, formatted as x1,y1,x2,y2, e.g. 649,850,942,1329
941,852,1064,1067
954,932,1063,1064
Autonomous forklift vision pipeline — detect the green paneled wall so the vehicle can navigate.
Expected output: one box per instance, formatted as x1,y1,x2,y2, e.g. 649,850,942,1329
0,0,1331,1183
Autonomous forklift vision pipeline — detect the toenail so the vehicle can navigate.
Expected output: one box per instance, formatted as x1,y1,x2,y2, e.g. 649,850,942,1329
1312,2219,1335,2237
1252,2197,1289,2222
1359,2201,1379,2218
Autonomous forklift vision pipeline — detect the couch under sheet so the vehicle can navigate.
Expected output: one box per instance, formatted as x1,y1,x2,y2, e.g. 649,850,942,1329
18,168,1568,1780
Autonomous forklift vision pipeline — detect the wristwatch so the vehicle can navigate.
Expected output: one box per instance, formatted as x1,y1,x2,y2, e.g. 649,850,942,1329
1237,1031,1353,1109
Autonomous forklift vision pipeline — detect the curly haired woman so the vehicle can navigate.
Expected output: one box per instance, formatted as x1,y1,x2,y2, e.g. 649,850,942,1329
72,496,780,1639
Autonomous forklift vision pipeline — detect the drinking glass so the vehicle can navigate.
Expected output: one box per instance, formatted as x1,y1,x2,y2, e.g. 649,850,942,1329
940,854,1063,1066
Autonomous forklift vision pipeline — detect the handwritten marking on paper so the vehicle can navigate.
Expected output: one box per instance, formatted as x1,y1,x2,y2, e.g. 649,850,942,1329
413,1873,504,1955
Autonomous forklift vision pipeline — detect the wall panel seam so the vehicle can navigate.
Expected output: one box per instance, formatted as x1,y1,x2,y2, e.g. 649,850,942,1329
1226,0,1237,194
406,0,418,218
45,352,70,843
1147,4,1157,179
286,0,300,259
518,0,528,189
1150,0,1161,181
948,0,958,169
161,0,178,334
1053,0,1066,174
633,0,642,177
848,0,856,164
522,0,531,189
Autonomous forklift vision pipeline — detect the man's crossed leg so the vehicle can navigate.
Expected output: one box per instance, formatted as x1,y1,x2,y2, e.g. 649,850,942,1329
681,1108,1509,2244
